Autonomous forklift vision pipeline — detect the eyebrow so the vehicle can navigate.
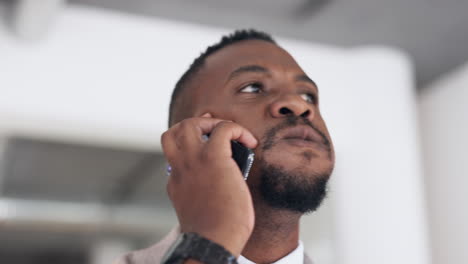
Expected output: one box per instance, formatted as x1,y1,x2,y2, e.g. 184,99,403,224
228,65,270,81
295,74,318,89
228,64,318,90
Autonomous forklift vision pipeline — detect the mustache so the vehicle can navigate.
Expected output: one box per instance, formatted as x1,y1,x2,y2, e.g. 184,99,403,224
261,116,331,152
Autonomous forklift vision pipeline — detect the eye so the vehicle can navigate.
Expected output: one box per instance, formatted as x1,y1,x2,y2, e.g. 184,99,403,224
301,93,316,104
240,82,263,93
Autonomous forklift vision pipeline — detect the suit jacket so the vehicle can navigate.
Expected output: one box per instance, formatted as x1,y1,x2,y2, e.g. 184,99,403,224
113,227,314,264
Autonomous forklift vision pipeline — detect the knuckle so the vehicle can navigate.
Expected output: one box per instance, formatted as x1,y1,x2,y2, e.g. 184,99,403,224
179,119,190,128
160,131,170,143
179,117,198,129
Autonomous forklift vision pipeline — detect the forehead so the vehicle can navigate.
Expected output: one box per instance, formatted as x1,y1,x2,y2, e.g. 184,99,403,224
202,40,303,78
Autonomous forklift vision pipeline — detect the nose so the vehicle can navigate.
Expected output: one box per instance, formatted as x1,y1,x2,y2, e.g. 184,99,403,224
269,94,314,119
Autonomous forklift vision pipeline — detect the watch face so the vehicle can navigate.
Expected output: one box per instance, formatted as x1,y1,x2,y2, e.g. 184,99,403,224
161,234,185,264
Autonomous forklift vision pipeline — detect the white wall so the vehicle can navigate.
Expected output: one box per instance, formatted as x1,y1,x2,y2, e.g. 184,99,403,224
0,5,430,264
419,63,468,264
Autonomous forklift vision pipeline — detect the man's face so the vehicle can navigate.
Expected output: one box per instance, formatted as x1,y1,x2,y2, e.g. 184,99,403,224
186,40,335,213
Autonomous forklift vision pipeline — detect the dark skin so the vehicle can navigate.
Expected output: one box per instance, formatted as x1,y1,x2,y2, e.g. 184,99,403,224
161,40,335,263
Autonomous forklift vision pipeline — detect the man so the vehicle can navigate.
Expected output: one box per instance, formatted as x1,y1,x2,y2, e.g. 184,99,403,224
115,29,335,264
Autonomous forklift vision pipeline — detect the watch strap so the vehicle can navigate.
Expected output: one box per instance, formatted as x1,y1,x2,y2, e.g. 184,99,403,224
163,232,238,264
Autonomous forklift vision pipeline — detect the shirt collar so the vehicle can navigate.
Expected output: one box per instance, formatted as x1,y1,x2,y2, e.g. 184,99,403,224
237,241,304,264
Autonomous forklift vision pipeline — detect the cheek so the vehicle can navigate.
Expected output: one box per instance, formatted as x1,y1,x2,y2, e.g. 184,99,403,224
220,110,266,136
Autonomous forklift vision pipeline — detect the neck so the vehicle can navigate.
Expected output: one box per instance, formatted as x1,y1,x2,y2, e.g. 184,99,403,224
241,198,301,264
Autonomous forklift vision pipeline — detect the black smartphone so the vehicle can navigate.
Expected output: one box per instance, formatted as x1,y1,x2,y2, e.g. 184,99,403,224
230,140,255,180
202,134,255,180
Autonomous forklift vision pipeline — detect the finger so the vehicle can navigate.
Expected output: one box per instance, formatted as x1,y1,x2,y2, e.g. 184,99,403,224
206,122,258,156
178,117,232,138
160,130,178,163
168,117,233,156
174,119,207,147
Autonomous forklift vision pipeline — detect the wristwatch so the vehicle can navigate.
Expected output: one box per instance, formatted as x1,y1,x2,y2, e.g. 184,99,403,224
161,232,238,264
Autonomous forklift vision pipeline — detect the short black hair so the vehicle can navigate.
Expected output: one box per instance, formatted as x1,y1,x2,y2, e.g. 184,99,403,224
168,29,276,126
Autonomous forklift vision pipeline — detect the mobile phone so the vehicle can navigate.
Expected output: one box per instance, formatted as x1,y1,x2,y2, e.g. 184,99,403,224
202,134,255,180
230,140,255,180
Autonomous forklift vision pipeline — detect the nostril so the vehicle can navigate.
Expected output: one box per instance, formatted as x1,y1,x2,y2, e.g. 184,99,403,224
300,110,310,118
279,107,292,115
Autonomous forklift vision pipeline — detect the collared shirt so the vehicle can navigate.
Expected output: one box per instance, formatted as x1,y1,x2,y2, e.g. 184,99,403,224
237,241,304,264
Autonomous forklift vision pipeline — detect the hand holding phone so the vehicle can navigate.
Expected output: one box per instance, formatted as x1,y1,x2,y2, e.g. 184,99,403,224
202,134,255,180
161,114,258,257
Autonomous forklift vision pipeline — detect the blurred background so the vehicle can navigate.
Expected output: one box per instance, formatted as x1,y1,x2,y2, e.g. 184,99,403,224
0,0,467,264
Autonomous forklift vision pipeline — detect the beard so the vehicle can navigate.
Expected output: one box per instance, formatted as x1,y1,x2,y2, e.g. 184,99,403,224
258,160,331,214
257,116,333,214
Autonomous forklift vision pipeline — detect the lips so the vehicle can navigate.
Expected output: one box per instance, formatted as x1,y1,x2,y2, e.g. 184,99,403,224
280,125,323,144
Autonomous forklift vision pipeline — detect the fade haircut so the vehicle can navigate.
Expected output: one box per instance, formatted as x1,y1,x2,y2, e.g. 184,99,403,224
168,29,276,126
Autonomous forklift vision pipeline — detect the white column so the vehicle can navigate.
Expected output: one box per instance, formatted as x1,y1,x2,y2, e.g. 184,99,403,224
419,63,468,264
320,49,431,264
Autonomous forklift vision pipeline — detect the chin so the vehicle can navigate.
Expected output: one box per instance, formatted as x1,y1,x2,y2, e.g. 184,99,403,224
256,156,334,214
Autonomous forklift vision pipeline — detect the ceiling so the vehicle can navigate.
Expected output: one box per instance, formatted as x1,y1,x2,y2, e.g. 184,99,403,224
67,0,468,89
